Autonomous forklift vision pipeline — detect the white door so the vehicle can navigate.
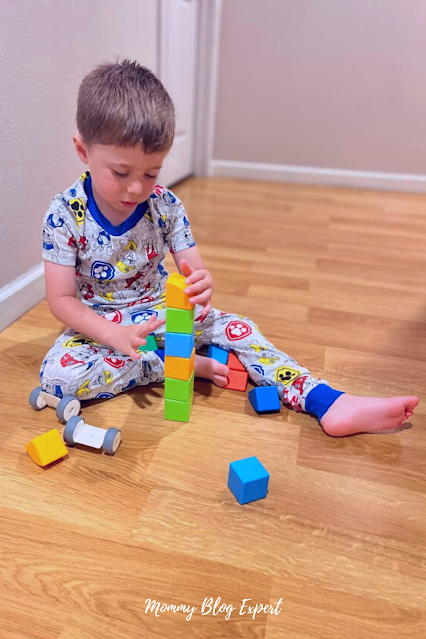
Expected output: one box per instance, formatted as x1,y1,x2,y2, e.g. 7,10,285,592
158,0,199,187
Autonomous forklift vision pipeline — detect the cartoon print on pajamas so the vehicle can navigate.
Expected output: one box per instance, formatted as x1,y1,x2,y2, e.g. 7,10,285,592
93,230,114,256
116,238,138,273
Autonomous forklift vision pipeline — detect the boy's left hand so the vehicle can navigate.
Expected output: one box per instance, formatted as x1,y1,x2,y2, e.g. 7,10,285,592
179,259,214,318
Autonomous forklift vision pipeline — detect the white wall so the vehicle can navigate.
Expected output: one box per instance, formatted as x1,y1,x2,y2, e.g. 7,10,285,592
0,0,158,328
213,0,426,189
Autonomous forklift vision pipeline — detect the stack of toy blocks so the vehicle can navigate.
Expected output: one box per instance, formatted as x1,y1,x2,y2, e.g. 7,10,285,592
164,273,195,422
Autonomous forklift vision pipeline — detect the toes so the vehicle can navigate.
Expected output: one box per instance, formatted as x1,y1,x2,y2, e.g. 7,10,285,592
214,374,229,387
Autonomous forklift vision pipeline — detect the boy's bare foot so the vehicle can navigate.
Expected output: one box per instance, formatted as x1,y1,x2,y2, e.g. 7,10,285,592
195,354,229,387
320,394,419,437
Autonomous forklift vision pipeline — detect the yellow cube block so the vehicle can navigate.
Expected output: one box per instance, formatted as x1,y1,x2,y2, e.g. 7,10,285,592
25,429,68,467
164,348,195,381
166,272,194,310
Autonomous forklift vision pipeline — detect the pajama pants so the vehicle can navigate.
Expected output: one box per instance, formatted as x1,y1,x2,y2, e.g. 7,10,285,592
40,306,335,416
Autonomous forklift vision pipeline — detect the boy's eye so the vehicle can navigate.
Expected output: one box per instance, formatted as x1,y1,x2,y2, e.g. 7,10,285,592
113,170,129,178
145,174,157,180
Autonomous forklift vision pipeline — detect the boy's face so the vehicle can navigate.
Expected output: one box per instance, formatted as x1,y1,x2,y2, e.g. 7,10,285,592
73,134,167,215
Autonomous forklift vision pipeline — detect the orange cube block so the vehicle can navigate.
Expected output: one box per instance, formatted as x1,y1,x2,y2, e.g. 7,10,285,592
227,352,245,371
166,272,194,310
164,348,195,381
225,369,248,392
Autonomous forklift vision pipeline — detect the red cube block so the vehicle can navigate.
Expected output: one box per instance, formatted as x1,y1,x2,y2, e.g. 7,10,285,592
227,352,245,371
225,369,248,392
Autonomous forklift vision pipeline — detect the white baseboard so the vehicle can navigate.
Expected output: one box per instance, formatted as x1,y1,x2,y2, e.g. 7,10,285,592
0,262,45,333
210,159,426,192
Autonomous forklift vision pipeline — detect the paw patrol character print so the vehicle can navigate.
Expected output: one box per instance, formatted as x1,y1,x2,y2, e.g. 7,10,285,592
249,342,279,366
77,279,95,301
130,309,157,324
91,260,115,281
42,376,73,399
274,365,301,386
96,279,125,303
225,319,253,341
117,238,138,273
63,335,97,349
42,224,59,253
68,198,86,229
143,209,155,230
142,236,159,261
94,230,114,256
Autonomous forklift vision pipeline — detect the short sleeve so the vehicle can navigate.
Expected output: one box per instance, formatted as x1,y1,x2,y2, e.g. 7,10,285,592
42,198,78,266
159,189,196,254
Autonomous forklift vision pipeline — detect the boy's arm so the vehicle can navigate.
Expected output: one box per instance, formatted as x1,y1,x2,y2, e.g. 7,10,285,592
44,261,164,358
172,246,214,316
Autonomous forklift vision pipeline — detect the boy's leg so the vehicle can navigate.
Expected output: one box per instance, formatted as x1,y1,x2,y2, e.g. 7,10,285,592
40,329,164,401
194,309,327,412
195,309,419,435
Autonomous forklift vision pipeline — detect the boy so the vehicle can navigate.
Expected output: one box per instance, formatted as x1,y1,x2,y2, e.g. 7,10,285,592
41,60,418,436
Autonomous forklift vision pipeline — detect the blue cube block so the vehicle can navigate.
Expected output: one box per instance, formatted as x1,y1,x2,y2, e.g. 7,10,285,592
207,344,228,365
248,386,281,413
165,330,195,358
156,348,165,362
228,456,269,505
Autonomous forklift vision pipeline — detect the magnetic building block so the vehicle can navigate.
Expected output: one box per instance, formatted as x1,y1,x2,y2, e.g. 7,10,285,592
165,330,195,358
248,386,281,413
227,352,245,371
137,334,158,352
164,348,195,381
165,372,194,402
166,272,194,310
25,429,68,467
207,344,229,365
164,398,193,422
166,308,195,334
224,369,248,392
228,456,270,505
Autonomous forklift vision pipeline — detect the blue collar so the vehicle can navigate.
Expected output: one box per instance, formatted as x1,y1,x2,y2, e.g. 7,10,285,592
83,174,149,236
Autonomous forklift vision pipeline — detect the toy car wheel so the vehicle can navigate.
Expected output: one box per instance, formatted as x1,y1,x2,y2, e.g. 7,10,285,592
63,415,85,446
103,428,122,455
29,386,46,410
56,396,81,423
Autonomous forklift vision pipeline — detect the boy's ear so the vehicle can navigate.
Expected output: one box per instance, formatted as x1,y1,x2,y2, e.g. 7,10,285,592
73,133,89,164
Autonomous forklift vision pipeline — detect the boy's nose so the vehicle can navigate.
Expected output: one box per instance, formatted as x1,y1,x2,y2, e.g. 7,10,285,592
128,181,143,196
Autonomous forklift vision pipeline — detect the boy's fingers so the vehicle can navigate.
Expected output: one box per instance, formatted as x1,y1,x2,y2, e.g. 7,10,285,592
185,279,206,296
179,259,194,279
189,289,212,305
184,270,204,286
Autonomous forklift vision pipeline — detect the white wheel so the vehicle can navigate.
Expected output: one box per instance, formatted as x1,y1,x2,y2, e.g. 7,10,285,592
63,416,85,446
29,387,47,410
103,428,122,454
56,396,81,423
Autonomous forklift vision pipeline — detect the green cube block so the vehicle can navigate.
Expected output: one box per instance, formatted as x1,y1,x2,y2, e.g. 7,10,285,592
166,308,194,334
165,398,192,422
137,334,158,352
165,372,194,402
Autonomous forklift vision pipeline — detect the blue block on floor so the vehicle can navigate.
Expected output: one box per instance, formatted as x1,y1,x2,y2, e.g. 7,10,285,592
165,330,195,358
228,456,270,505
248,386,281,413
207,344,228,365
156,349,165,362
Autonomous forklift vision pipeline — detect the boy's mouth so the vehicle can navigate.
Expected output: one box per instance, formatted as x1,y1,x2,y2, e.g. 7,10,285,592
121,201,138,207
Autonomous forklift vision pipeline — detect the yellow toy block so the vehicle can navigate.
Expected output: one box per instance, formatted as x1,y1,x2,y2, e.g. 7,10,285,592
166,272,194,310
25,429,68,467
164,348,195,381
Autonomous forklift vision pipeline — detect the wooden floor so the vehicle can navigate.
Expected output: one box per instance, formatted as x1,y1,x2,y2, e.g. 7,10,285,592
1,177,426,638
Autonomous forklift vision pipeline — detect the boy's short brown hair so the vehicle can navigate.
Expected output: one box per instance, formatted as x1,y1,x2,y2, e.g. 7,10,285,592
76,60,175,153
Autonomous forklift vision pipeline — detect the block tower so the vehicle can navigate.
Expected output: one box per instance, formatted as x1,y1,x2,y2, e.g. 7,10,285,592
164,273,195,422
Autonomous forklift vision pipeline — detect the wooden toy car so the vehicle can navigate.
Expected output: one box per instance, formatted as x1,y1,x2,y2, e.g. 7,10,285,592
63,416,122,455
29,386,81,423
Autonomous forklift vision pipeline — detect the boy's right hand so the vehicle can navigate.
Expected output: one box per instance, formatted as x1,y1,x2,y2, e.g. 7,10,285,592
107,315,165,359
